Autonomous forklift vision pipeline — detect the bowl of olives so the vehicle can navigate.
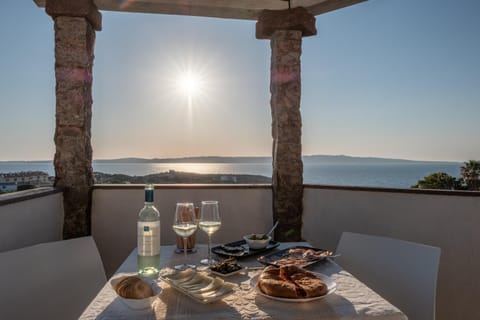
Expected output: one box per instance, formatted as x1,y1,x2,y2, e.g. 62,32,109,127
243,234,271,250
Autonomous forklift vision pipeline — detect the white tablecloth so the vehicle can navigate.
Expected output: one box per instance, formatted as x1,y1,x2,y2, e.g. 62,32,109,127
80,243,407,320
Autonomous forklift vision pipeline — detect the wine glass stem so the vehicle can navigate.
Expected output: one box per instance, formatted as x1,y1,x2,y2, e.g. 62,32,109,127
207,234,212,265
183,237,188,265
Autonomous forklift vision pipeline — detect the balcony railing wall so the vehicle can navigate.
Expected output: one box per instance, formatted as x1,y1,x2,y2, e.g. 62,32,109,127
303,185,480,320
0,188,63,252
2,185,479,320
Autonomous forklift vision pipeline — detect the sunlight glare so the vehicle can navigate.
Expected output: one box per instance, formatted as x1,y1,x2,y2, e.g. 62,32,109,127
159,52,219,124
176,71,203,99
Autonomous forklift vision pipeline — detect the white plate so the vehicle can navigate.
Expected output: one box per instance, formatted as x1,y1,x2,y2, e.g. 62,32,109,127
160,270,236,304
252,272,336,302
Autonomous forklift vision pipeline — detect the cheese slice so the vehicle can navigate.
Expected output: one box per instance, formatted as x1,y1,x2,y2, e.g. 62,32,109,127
180,274,212,290
167,269,197,285
166,270,234,301
197,283,233,299
174,273,205,286
189,277,224,294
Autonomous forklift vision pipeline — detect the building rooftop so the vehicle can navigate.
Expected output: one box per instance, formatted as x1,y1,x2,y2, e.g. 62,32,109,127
0,171,49,178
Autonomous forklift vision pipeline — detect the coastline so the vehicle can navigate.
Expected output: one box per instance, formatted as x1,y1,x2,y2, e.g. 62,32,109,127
94,171,271,184
0,156,463,189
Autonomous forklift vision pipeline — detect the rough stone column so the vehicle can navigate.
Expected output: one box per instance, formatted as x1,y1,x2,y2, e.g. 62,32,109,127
257,8,316,241
46,0,101,238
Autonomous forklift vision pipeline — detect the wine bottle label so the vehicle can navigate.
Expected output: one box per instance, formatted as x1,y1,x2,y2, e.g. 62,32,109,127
137,221,160,256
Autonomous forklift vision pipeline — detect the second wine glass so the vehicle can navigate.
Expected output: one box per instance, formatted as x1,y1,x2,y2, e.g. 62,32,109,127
172,202,197,270
199,200,221,265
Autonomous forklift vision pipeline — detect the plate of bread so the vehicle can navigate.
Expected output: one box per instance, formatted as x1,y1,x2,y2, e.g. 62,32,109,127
111,275,161,310
253,265,336,302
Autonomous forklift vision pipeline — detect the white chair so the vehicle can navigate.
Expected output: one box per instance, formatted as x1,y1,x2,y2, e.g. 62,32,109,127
0,236,107,320
335,232,441,320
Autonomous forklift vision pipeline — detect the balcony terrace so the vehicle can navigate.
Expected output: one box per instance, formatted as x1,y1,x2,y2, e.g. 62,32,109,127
2,1,479,319
1,185,479,319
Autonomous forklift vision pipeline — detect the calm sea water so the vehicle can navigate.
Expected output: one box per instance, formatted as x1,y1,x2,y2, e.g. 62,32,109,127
0,161,462,188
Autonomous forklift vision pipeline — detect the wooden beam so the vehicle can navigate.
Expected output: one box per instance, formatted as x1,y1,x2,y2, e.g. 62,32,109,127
34,0,367,20
307,0,367,16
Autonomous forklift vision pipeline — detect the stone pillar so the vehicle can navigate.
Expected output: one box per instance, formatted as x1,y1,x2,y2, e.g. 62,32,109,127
256,8,316,241
46,0,101,238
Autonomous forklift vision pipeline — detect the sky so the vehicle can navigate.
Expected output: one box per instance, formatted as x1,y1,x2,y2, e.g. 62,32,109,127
0,0,479,162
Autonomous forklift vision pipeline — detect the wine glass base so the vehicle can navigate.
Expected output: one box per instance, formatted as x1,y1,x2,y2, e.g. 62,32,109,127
200,258,217,265
174,248,198,254
174,264,197,271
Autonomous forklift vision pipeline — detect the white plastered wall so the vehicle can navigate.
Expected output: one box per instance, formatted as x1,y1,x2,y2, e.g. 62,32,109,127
0,190,64,252
303,187,480,320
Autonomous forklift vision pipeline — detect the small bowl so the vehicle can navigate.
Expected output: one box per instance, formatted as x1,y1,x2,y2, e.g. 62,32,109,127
209,259,246,277
243,234,272,250
210,265,246,277
111,276,161,310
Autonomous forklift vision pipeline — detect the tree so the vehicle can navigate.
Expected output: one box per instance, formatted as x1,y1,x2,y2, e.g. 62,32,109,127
411,172,461,190
460,160,480,191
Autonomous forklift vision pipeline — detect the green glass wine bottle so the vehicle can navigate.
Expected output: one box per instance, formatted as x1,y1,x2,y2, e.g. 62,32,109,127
137,184,160,278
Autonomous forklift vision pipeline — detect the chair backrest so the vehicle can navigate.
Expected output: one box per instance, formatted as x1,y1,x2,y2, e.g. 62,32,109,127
0,236,107,320
335,232,441,320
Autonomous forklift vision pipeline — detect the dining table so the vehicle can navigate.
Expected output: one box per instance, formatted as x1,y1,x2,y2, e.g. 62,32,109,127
79,242,408,319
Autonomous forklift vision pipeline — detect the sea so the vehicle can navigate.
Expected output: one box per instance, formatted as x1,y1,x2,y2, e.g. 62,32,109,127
0,159,463,189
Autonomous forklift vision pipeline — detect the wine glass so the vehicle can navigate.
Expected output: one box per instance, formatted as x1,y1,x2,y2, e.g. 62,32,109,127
172,202,197,270
199,200,221,265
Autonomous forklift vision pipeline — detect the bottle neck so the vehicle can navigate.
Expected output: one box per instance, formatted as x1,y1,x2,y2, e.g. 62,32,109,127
144,184,154,203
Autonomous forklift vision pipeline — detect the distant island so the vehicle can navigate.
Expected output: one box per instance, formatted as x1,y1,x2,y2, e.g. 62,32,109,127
91,155,459,165
1,154,461,165
94,170,271,184
94,156,271,164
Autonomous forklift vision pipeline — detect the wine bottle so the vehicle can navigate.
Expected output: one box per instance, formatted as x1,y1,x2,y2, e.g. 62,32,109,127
137,184,160,278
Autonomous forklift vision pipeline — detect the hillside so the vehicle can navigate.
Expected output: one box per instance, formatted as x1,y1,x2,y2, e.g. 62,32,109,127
94,170,271,184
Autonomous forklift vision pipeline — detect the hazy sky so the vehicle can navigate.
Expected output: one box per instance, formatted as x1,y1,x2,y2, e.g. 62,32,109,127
1,0,479,162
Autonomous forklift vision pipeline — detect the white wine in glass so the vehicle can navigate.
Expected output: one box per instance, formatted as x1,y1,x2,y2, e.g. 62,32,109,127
172,202,197,270
199,200,221,265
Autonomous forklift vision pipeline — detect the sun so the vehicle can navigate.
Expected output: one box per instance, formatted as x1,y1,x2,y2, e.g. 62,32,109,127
161,56,215,116
175,71,203,99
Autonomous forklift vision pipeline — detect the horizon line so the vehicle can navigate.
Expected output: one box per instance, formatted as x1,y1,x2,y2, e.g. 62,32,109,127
0,154,465,164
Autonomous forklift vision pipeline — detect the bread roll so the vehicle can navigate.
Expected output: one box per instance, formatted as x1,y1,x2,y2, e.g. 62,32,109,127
284,265,328,297
257,265,328,299
115,276,154,299
258,266,299,298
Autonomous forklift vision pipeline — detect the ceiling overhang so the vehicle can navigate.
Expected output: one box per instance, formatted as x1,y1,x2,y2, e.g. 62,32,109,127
34,0,367,20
